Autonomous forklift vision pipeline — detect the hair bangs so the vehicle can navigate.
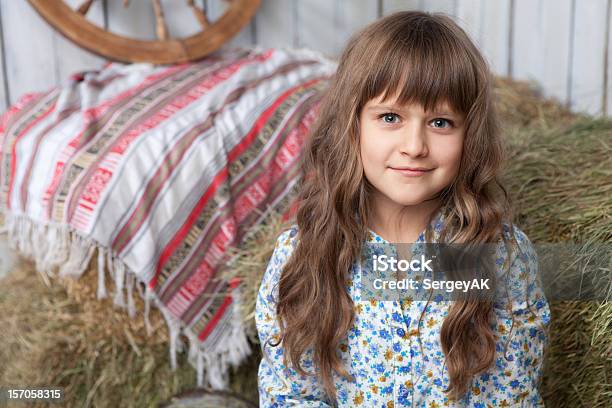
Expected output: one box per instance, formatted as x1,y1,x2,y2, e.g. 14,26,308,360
360,19,480,117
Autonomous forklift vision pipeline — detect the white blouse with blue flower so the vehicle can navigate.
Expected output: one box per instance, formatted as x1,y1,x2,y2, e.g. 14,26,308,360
255,212,550,407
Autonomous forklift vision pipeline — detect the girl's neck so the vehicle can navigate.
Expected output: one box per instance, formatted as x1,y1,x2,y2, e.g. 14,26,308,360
369,194,441,243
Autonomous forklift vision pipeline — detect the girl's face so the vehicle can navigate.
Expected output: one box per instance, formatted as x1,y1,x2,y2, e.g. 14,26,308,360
359,93,465,211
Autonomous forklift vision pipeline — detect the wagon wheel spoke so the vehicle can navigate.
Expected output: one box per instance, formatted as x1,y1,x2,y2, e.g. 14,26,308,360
187,0,210,29
76,0,95,15
151,0,169,40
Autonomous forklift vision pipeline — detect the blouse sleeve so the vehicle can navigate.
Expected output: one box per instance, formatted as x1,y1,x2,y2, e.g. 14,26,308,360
472,225,550,406
255,227,335,407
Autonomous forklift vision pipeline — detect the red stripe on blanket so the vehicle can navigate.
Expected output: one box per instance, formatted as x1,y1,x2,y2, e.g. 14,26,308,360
197,277,240,341
109,51,277,251
0,92,45,142
151,77,320,289
227,77,322,163
160,90,321,331
189,94,320,341
151,165,229,289
69,51,274,231
41,64,191,222
158,83,324,310
6,99,58,210
20,106,81,212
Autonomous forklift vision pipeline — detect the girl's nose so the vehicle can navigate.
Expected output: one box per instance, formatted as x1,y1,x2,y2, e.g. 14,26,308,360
398,121,428,157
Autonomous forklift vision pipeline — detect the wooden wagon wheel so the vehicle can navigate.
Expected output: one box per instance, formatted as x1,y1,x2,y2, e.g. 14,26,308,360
27,0,261,64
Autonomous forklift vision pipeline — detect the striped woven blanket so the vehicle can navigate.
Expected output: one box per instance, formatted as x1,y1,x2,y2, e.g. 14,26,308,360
0,46,336,389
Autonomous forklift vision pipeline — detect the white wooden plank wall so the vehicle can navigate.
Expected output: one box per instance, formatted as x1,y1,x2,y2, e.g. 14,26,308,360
0,0,611,117
570,0,609,115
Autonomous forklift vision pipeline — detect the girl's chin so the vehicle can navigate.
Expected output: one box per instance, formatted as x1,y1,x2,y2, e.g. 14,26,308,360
383,191,444,206
387,196,430,206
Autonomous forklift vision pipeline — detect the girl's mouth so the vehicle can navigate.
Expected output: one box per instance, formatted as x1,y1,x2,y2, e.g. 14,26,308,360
389,167,433,177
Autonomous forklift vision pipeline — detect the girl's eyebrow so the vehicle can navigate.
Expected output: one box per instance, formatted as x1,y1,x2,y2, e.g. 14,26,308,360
365,104,457,116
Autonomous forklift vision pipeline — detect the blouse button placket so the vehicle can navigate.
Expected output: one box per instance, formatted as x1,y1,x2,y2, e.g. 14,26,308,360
386,297,414,406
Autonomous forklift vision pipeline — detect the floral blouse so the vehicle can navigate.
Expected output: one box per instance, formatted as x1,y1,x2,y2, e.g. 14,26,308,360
255,212,550,407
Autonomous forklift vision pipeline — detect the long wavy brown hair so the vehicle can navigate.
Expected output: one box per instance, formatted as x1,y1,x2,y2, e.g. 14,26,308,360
273,11,519,402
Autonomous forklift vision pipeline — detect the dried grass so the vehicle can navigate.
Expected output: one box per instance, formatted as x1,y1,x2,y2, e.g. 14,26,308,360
0,251,259,407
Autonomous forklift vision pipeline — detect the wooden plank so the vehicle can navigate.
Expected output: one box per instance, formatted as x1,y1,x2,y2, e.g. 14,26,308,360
106,0,156,41
297,0,337,57
540,0,572,106
297,0,378,58
207,0,255,49
455,0,484,49
423,0,456,16
454,1,510,76
54,0,108,83
336,0,379,55
513,0,572,104
0,5,8,111
605,0,612,115
511,0,542,85
255,0,297,48
478,0,510,76
569,0,607,115
162,0,204,39
1,0,58,104
382,0,421,15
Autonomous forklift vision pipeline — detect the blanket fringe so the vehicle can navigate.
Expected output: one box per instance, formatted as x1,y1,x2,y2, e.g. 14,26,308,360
97,247,108,299
126,271,136,318
0,211,253,391
112,255,127,309
0,206,6,235
143,285,156,337
180,282,252,389
59,232,96,279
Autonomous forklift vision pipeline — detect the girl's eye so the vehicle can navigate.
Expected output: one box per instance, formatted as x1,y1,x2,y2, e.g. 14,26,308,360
379,113,400,124
376,114,455,129
430,118,454,129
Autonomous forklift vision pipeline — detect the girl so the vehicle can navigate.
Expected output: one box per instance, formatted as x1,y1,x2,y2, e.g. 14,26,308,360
256,11,550,407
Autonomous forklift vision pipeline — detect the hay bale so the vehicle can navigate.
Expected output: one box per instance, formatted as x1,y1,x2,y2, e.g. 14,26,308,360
502,110,612,407
0,253,259,407
496,83,611,406
493,77,577,130
0,255,188,408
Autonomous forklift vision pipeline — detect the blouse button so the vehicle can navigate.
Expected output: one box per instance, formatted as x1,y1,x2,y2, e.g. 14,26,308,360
396,328,405,337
